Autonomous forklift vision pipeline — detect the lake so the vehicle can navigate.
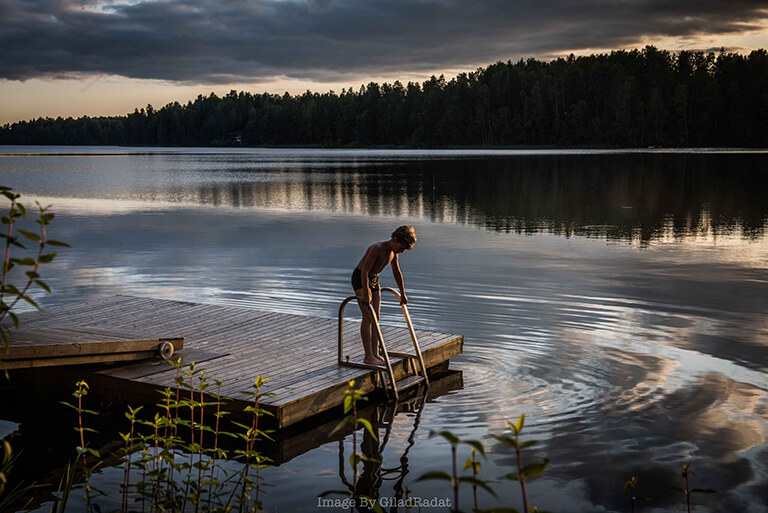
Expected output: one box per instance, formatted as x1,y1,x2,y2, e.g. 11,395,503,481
0,147,767,512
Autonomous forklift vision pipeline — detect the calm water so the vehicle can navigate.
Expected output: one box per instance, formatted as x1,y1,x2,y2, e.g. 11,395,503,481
1,147,767,512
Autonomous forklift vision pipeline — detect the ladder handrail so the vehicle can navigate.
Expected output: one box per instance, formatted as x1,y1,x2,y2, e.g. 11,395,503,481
379,287,430,387
337,287,430,398
338,294,398,399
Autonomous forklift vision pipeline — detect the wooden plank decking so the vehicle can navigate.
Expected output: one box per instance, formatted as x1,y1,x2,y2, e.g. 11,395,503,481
2,300,183,369
8,296,463,428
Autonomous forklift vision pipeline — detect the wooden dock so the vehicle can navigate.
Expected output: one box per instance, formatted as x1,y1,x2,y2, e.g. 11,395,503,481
2,323,182,370
7,296,463,428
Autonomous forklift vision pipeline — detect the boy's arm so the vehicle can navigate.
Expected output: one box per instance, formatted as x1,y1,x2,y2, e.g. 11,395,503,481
390,254,407,304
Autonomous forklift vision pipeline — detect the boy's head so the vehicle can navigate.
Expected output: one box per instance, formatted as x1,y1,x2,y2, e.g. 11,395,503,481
391,225,417,252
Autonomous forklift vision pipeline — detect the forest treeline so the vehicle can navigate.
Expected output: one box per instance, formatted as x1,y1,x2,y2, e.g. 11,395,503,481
2,46,768,148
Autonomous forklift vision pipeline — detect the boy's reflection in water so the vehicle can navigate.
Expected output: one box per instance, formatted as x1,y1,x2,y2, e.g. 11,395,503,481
338,393,425,512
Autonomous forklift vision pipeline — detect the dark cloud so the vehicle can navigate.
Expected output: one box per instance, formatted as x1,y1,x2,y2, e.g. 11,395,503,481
1,0,767,83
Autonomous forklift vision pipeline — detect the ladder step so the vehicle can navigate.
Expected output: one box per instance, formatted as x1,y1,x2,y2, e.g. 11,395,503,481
340,361,387,371
393,375,426,392
388,351,417,358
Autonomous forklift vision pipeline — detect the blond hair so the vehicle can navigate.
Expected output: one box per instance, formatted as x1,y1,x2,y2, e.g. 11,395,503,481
392,225,417,250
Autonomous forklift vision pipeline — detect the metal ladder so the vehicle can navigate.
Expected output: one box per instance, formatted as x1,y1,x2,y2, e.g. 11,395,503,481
338,287,429,400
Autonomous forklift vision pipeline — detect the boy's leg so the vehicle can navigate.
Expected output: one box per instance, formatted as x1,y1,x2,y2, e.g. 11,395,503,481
356,287,385,366
371,290,382,359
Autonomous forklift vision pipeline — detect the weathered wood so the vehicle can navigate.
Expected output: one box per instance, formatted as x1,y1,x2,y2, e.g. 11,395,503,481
10,296,462,428
4,350,160,369
3,334,182,360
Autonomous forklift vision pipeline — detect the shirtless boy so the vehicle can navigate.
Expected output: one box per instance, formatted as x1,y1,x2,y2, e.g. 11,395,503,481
351,225,417,366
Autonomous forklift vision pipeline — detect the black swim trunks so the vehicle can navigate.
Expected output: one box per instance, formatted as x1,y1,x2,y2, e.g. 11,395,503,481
351,267,380,293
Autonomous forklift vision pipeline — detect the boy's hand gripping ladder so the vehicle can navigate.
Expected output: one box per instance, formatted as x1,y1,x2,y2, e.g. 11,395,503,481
338,287,430,400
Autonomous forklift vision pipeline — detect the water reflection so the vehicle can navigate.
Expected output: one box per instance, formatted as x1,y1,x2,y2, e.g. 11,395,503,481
2,151,767,244
148,154,768,244
336,392,426,511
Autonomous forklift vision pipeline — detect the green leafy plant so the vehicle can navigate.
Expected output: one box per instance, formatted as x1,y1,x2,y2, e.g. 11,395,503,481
622,475,650,512
25,359,280,513
232,376,274,513
59,380,102,513
0,186,69,374
670,462,715,513
113,364,276,512
417,430,496,512
490,414,548,513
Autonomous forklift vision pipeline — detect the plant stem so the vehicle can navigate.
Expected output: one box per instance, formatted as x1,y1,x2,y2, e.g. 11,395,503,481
516,431,528,513
77,388,93,513
181,371,195,513
207,381,223,511
0,197,15,309
472,449,478,511
195,383,205,513
451,444,458,512
352,391,358,496
241,384,260,511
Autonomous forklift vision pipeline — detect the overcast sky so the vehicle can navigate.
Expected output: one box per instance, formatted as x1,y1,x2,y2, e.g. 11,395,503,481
2,0,768,123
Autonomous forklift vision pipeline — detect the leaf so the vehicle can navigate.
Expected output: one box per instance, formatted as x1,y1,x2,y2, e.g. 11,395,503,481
47,240,71,248
19,294,40,310
8,311,18,329
464,457,473,471
513,414,525,434
485,508,521,513
416,470,454,482
491,434,518,449
329,416,352,436
458,476,498,498
504,472,520,481
464,439,485,457
358,454,381,464
39,252,57,263
16,230,40,242
432,430,460,445
357,418,378,441
521,459,548,479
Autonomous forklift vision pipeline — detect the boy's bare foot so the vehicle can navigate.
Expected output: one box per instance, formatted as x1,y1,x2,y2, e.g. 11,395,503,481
364,355,386,366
